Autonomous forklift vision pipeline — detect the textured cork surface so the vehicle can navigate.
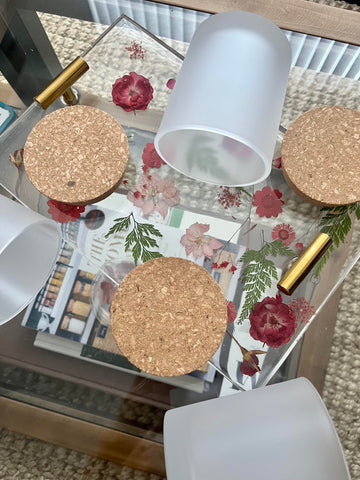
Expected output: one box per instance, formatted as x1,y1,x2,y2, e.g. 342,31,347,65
24,105,128,205
110,257,228,377
281,106,360,206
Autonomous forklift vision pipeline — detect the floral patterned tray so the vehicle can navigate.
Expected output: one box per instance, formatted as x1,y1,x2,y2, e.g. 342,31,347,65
1,14,360,391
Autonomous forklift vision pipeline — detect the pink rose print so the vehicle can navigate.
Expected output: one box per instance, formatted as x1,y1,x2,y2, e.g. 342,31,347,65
127,172,179,218
112,72,153,112
296,242,304,251
166,78,176,90
249,294,297,348
272,224,296,246
252,186,284,218
289,297,315,323
227,300,237,324
180,223,223,260
142,143,166,172
47,199,85,223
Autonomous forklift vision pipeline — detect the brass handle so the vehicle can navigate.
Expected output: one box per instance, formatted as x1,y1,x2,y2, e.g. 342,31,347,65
34,57,89,109
277,232,332,296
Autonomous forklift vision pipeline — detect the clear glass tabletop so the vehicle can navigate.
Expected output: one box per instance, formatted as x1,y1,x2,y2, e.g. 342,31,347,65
1,0,360,440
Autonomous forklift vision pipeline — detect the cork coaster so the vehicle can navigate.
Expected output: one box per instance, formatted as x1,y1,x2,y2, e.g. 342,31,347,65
24,105,128,205
110,257,228,377
281,106,360,206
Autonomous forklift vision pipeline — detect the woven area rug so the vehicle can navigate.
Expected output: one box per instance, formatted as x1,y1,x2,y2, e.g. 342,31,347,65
0,1,360,479
297,4,360,480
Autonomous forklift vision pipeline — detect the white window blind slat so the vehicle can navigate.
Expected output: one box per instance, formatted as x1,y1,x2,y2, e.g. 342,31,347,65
297,35,321,69
308,38,336,72
333,44,360,77
346,54,360,79
286,31,308,66
319,42,350,74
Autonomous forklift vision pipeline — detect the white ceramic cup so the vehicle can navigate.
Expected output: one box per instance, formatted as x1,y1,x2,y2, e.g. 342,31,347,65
155,11,291,186
0,195,61,324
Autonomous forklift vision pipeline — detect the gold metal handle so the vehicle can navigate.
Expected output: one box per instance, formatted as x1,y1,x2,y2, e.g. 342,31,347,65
34,57,89,109
277,232,332,296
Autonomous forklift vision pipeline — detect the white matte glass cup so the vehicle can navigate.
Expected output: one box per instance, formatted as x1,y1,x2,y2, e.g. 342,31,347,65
155,11,291,186
164,378,351,480
0,195,61,325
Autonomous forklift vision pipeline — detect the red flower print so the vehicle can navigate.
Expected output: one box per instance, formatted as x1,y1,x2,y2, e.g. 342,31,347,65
212,261,230,270
217,186,242,209
227,301,237,324
47,199,85,223
296,242,304,251
272,157,282,169
180,223,223,260
272,223,296,246
9,148,24,193
127,172,179,218
289,297,315,323
249,294,297,348
125,40,145,59
212,259,237,275
252,186,284,218
112,72,153,112
142,143,166,172
226,330,266,376
9,148,24,170
240,347,266,376
100,280,116,305
166,78,176,90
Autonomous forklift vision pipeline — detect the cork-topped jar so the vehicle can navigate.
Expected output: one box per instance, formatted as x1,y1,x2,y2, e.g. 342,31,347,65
24,105,129,205
281,106,360,206
110,257,228,377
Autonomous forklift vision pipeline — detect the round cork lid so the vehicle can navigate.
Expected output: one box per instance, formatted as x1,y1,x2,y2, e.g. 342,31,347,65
281,106,360,206
24,105,128,205
110,257,228,377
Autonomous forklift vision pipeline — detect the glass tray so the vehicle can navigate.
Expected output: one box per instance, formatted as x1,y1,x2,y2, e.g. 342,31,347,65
1,14,360,392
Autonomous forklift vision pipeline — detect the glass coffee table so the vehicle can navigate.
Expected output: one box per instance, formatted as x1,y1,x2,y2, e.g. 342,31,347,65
0,1,359,475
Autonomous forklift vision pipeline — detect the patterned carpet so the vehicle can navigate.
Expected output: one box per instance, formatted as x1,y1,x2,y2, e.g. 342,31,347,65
0,1,359,479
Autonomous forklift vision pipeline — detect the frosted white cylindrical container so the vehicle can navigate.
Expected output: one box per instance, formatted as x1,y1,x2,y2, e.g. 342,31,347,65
164,378,351,480
155,11,291,186
0,195,61,324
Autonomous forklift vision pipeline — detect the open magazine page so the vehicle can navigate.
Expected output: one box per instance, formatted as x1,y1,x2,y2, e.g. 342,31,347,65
22,193,246,393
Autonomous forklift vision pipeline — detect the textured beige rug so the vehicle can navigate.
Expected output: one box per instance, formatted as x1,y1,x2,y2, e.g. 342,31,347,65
0,1,359,479
301,5,360,479
0,428,164,480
